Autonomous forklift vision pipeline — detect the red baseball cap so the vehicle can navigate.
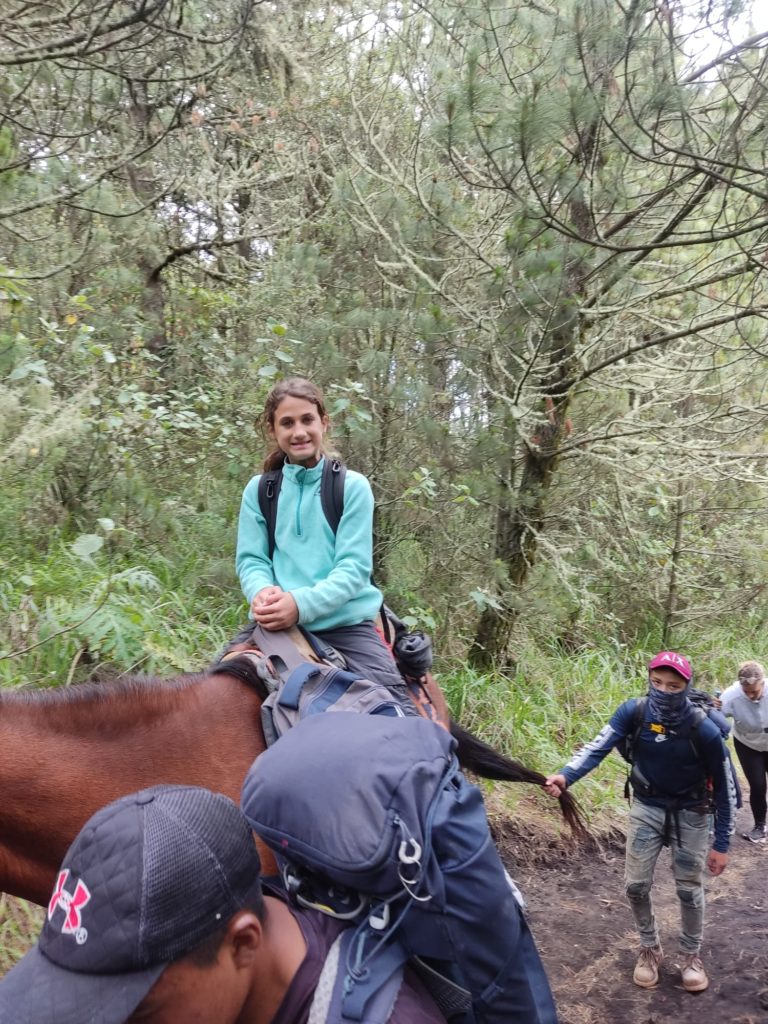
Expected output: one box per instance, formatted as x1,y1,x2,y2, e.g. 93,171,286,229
648,651,692,682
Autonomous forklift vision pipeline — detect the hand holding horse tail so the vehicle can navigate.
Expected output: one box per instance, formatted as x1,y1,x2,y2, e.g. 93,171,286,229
450,722,590,841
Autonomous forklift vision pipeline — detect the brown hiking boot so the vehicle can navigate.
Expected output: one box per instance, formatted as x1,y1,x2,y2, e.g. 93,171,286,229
633,945,663,988
681,953,708,992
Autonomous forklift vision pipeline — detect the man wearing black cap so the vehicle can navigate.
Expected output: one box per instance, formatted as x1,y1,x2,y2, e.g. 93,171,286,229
0,785,445,1024
544,651,732,995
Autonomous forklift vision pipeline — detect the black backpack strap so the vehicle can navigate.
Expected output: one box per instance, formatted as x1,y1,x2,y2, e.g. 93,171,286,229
624,696,647,765
257,469,283,560
320,459,346,536
259,460,344,557
299,626,349,669
630,699,706,763
623,697,646,802
687,706,707,760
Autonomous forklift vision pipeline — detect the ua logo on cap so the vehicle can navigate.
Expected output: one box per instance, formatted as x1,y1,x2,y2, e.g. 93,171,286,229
48,869,91,944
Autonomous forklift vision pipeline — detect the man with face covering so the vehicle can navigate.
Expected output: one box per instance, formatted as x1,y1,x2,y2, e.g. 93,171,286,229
544,652,731,995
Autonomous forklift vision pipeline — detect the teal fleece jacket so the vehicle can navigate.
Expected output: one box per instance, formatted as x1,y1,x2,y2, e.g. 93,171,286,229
235,459,384,632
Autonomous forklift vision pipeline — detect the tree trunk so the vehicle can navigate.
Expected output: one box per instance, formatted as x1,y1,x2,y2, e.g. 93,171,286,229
468,262,585,668
468,386,573,668
661,480,686,648
126,83,168,355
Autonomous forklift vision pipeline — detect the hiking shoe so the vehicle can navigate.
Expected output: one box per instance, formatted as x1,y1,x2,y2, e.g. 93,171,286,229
633,945,663,988
681,954,708,992
743,825,768,844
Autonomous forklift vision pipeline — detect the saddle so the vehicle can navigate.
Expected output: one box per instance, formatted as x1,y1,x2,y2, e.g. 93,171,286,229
217,621,446,738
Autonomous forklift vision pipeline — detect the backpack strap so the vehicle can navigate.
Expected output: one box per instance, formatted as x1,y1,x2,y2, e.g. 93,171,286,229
628,699,707,764
321,458,346,535
249,623,319,673
623,696,647,767
626,697,705,764
257,469,283,560
686,706,707,760
278,663,327,710
622,698,643,801
309,929,405,1024
258,460,346,561
308,932,344,1024
299,625,349,668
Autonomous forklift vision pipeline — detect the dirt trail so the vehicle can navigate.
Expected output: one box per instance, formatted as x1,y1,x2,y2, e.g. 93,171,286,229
504,806,768,1024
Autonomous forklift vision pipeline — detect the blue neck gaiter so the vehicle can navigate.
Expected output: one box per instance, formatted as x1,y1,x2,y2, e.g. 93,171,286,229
646,684,691,728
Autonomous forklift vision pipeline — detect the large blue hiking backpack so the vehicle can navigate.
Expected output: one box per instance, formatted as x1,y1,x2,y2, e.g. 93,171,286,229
241,713,558,1024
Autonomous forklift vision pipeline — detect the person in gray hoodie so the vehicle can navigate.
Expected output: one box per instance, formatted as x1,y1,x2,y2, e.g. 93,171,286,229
717,660,768,844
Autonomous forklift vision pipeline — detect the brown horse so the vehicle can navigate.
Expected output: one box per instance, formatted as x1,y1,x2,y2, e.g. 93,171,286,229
1,643,587,907
0,666,272,905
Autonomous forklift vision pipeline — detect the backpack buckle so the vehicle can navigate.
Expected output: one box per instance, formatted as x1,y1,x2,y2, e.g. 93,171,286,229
368,903,390,931
282,864,302,897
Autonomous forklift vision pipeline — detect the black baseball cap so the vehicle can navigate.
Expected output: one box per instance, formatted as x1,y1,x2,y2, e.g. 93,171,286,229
0,785,263,1024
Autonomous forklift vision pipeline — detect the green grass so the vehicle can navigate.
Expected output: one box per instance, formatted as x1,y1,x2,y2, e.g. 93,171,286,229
0,897,43,976
440,643,658,821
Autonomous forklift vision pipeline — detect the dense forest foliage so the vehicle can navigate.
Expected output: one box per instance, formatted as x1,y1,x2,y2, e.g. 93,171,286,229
2,0,767,721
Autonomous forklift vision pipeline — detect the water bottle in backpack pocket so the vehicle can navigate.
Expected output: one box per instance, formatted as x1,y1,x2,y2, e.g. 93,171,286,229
240,713,558,1024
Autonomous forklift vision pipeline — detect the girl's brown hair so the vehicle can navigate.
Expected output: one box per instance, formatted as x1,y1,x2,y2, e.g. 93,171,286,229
261,377,334,471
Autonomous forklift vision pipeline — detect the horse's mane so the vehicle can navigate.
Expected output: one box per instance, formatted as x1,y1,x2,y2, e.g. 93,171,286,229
3,651,267,705
0,673,212,734
2,672,207,707
0,656,268,737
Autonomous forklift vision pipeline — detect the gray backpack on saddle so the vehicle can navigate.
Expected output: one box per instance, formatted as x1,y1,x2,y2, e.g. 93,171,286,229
242,624,408,746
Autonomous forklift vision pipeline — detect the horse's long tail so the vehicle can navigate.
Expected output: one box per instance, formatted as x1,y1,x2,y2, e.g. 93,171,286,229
450,719,590,841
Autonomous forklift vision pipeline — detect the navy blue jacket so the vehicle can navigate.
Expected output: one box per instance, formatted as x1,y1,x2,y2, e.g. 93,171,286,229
559,697,732,853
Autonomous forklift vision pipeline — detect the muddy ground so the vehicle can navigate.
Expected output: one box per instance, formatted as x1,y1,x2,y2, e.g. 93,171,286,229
498,804,768,1024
